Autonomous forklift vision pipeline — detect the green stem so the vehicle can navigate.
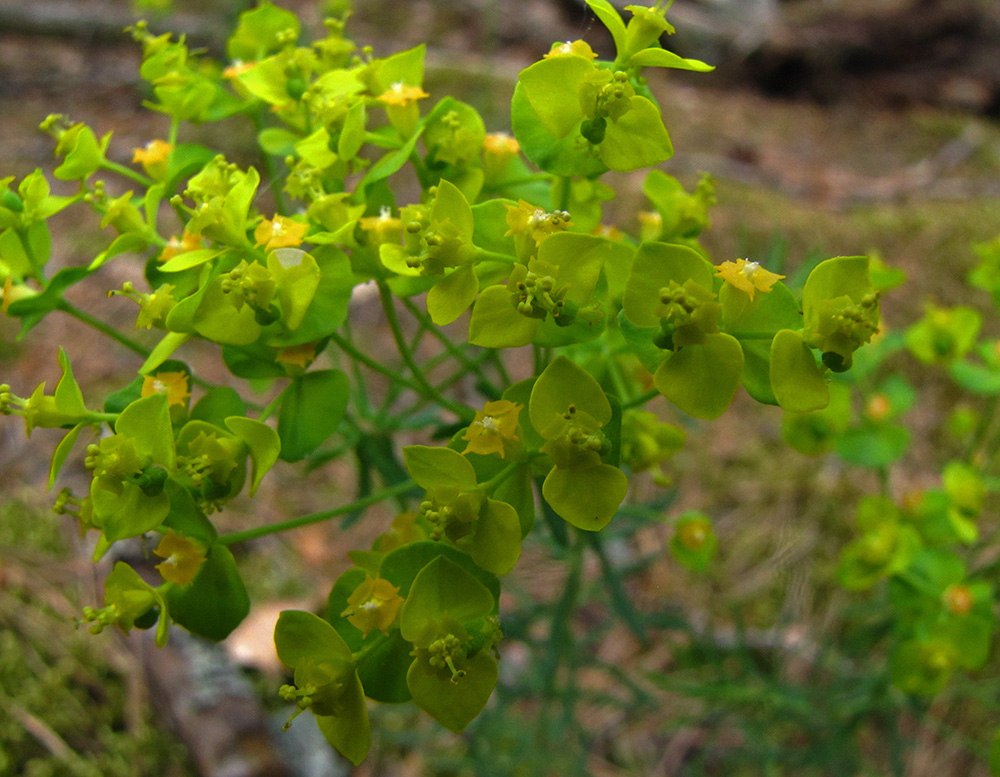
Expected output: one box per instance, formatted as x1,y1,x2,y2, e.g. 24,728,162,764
100,159,155,189
541,532,584,697
877,466,891,497
584,531,648,646
376,280,474,421
217,479,417,546
479,461,520,494
83,411,119,425
432,350,496,394
257,383,288,423
405,350,496,418
481,174,551,192
328,332,424,394
473,248,518,265
966,395,998,465
622,388,658,410
400,296,499,394
351,635,387,665
490,350,512,387
59,301,264,406
532,344,546,376
250,109,288,215
602,344,633,404
555,175,572,212
58,300,151,358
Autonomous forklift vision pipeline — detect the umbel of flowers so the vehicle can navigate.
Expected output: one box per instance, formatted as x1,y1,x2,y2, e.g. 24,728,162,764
0,0,890,765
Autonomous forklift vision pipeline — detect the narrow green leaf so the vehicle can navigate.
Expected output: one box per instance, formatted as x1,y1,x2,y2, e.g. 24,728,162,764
54,347,87,415
627,48,714,72
584,0,627,59
88,232,151,271
140,332,192,375
49,423,86,489
158,248,226,273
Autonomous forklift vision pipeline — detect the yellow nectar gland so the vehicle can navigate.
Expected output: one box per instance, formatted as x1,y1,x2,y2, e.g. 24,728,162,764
483,132,520,157
154,529,207,585
255,214,308,251
376,82,430,107
714,257,785,301
275,342,319,370
543,40,598,60
159,231,203,263
462,399,523,458
341,576,403,637
132,139,172,165
142,371,190,407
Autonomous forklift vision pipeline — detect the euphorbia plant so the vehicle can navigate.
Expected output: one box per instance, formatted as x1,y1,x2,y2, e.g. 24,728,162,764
0,0,889,765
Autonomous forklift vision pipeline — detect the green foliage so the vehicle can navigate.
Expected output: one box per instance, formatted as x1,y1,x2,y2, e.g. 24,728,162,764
4,0,1000,772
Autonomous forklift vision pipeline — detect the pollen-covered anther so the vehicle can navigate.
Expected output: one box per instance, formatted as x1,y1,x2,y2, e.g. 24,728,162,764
481,414,504,434
527,208,548,227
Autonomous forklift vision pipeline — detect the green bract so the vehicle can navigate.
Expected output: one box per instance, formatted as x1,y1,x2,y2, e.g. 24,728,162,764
274,610,371,765
800,255,880,372
399,556,500,732
404,445,521,574
469,232,611,348
529,357,626,529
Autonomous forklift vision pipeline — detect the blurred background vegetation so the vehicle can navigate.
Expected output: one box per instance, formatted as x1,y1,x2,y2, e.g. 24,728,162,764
2,0,1000,775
